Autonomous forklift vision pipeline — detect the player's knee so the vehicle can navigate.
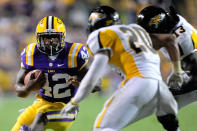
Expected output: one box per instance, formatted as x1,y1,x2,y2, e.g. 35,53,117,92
35,113,48,124
31,113,48,131
157,114,179,131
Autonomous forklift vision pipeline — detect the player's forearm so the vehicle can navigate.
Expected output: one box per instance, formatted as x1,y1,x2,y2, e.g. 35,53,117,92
72,54,109,104
72,76,95,104
15,84,30,98
165,42,182,74
151,34,182,74
172,60,182,74
165,42,179,61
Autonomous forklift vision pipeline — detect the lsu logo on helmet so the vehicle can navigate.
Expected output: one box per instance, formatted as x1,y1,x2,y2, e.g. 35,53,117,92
36,16,66,56
36,16,66,35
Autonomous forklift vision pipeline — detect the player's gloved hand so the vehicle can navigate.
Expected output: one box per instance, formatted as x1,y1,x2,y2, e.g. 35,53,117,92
169,71,191,95
60,100,78,114
168,72,184,89
68,76,80,87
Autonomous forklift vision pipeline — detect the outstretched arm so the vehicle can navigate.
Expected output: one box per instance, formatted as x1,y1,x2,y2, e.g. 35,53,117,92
61,50,109,114
71,57,102,92
150,34,182,74
150,34,183,88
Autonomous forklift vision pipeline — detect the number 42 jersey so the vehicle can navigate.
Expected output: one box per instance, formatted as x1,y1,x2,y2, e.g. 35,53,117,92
87,24,162,82
21,42,89,103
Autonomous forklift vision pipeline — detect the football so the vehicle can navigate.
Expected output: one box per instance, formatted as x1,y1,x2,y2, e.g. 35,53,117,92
24,70,42,91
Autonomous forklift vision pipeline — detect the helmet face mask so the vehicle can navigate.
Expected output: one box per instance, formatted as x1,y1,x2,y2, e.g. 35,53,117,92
37,33,64,56
87,6,121,34
137,6,178,33
36,16,66,56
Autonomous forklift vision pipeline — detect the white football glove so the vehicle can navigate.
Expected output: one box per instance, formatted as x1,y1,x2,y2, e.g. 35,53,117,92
168,70,191,89
60,101,78,114
168,72,184,89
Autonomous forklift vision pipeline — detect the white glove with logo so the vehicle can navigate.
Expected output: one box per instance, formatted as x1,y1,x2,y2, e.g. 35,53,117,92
60,100,78,114
168,60,186,89
168,71,191,95
168,72,184,89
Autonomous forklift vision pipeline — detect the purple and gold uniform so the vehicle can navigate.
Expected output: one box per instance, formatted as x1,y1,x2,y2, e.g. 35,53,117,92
12,42,89,131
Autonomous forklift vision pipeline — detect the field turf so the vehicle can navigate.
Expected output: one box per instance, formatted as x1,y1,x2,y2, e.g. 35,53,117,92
0,93,197,131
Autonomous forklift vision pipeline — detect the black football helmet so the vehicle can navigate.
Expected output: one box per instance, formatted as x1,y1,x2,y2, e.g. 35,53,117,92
137,6,179,33
87,5,121,34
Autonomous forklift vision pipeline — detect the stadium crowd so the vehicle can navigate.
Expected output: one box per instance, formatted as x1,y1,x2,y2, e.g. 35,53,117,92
0,0,197,94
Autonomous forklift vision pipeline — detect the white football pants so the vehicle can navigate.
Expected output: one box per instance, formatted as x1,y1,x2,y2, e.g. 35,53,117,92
93,77,178,131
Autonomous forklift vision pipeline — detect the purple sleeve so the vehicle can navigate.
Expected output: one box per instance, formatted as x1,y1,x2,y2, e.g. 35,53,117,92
77,45,90,70
20,47,33,70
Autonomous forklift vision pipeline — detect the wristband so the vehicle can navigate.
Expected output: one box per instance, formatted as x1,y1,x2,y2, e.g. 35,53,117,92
172,60,182,74
71,99,79,106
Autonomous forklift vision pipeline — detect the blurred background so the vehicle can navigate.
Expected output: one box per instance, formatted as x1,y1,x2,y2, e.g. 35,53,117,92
1,0,197,95
1,0,197,131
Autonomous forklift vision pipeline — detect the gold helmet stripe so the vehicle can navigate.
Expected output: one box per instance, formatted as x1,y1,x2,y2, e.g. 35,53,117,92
36,16,65,34
46,16,55,32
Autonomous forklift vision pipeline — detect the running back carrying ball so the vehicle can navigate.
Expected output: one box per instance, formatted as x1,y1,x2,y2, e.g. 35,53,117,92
24,70,44,91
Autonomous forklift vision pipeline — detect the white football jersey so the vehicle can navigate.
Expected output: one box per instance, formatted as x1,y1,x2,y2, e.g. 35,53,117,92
160,15,197,60
86,24,162,82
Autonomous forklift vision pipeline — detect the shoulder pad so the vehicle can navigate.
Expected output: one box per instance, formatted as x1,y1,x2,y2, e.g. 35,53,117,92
21,43,37,69
67,43,89,69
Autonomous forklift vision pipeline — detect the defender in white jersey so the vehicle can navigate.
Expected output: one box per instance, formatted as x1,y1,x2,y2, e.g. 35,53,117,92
61,6,180,131
137,5,197,109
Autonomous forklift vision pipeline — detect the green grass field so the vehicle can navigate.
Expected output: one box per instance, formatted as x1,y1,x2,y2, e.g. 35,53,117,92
0,93,197,131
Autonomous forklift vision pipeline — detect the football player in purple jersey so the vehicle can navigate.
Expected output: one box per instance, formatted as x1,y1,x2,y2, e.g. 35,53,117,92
12,16,93,131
